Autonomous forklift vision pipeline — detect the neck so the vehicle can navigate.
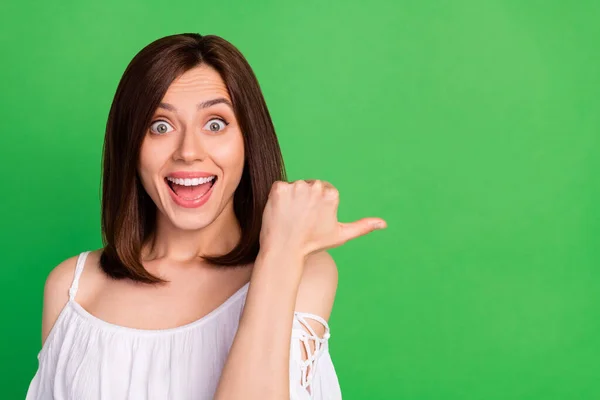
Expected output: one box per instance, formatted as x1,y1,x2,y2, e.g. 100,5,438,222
141,201,241,264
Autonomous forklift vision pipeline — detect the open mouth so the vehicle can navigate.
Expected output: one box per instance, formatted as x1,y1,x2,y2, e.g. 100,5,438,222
165,176,218,201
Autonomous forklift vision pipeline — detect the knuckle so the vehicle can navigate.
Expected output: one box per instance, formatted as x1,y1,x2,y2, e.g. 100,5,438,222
326,187,339,201
312,180,324,193
295,180,310,193
271,180,288,194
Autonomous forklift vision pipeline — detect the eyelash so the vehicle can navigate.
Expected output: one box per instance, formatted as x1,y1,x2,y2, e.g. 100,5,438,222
149,117,230,135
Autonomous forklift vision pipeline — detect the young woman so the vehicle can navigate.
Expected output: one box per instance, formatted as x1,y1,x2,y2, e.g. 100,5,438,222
26,33,386,400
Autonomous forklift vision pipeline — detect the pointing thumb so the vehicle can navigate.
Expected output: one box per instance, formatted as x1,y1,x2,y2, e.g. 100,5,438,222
338,218,387,243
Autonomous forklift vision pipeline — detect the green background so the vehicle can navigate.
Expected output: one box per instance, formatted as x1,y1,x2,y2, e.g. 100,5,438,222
1,0,598,399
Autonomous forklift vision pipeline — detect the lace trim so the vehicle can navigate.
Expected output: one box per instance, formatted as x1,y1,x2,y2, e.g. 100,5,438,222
292,311,331,394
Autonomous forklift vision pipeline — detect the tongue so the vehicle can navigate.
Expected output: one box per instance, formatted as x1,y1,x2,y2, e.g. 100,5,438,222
171,181,212,199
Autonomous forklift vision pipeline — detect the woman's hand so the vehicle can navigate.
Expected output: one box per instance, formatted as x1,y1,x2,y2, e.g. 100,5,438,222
218,179,381,399
259,179,387,259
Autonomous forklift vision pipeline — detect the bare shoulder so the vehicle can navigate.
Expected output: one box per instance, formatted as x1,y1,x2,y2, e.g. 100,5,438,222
41,249,102,345
294,250,339,334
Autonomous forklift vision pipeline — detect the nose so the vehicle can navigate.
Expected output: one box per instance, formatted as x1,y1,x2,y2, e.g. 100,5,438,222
173,127,206,163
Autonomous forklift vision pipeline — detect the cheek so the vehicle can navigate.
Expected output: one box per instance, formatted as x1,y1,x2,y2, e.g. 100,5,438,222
209,135,245,174
138,140,167,193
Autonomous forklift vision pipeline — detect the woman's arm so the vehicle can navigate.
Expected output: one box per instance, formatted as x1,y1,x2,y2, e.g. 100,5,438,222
214,247,303,399
214,248,338,400
214,179,384,399
41,256,80,345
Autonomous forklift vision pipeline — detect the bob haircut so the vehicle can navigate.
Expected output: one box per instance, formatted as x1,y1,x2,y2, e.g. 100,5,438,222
99,33,286,284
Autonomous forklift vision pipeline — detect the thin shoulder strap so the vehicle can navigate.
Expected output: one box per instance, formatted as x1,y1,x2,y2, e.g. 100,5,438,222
68,251,91,301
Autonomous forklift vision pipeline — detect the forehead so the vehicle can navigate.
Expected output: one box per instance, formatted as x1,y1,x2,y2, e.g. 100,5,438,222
163,64,231,102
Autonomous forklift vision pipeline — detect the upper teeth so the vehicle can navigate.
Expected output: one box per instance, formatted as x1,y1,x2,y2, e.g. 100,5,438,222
167,176,216,186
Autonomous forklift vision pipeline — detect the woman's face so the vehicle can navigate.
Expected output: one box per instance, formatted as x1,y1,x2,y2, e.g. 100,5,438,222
137,64,245,231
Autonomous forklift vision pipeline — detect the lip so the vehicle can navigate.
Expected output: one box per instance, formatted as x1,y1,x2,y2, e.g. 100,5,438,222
166,171,217,179
165,176,217,209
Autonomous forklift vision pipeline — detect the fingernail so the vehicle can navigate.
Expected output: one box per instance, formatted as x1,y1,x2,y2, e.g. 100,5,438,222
373,221,386,229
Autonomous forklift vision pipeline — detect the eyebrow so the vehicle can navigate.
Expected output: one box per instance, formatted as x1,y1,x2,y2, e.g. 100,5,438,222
157,97,233,112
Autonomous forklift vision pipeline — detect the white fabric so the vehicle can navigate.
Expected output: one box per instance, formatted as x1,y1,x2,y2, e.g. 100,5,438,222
26,251,342,400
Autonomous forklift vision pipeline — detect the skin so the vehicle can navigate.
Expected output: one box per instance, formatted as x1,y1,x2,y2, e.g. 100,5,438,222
137,64,246,262
214,179,386,398
40,64,387,398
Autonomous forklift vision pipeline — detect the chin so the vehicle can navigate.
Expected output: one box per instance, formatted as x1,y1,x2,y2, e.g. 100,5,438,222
173,218,214,231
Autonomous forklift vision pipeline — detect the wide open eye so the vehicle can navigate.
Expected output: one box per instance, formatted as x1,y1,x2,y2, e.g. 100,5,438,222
203,118,228,133
149,120,174,135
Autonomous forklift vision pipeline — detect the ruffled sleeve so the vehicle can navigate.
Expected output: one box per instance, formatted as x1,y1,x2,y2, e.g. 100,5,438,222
289,312,342,400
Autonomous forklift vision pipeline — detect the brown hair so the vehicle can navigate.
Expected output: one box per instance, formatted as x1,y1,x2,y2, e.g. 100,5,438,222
99,33,286,284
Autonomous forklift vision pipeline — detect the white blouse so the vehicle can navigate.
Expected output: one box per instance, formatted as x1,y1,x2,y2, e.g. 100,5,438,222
26,251,342,399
